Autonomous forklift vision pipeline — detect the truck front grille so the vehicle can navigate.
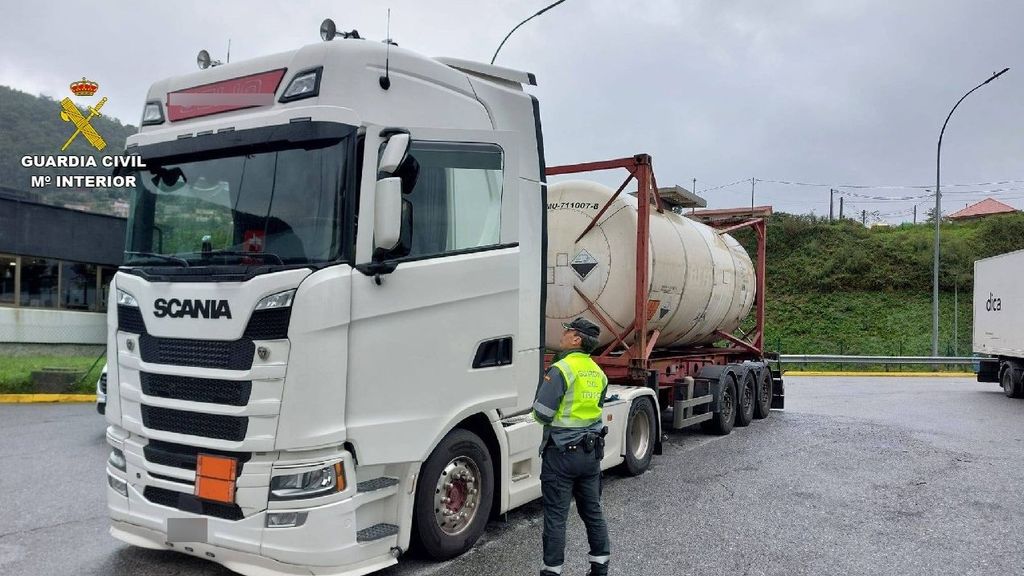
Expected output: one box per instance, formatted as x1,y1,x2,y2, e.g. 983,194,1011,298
139,334,255,370
141,372,252,406
118,305,146,333
143,486,244,521
243,307,292,340
141,405,249,441
144,439,251,472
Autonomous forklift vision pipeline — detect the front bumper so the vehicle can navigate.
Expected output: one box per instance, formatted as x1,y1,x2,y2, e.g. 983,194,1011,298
108,482,398,576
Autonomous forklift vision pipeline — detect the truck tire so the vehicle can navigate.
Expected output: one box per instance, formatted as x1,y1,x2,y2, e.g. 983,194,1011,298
735,372,756,427
413,428,494,560
754,368,772,420
1002,366,1023,398
621,396,656,476
703,375,737,436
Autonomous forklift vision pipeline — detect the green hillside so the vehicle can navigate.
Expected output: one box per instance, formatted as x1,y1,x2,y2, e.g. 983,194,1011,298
0,85,137,213
732,213,1024,361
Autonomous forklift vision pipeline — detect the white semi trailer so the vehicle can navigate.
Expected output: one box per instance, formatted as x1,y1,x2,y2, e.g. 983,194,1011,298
103,21,780,576
974,249,1024,396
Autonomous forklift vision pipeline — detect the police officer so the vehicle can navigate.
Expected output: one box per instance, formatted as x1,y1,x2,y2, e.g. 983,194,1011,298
533,318,610,576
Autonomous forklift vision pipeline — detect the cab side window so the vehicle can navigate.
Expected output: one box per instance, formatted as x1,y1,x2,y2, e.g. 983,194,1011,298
401,141,504,258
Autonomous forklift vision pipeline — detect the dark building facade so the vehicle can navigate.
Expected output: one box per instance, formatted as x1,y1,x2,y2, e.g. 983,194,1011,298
0,192,126,343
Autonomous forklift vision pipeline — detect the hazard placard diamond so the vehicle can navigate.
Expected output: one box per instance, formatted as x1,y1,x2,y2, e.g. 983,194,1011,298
570,249,598,280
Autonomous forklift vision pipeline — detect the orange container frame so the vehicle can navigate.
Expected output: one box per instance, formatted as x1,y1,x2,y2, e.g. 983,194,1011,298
544,154,772,397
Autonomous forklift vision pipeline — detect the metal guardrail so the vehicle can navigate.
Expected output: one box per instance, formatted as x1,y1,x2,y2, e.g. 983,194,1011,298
779,354,978,365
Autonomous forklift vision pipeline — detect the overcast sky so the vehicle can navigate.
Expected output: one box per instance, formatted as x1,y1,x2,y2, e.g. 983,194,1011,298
3,0,1022,222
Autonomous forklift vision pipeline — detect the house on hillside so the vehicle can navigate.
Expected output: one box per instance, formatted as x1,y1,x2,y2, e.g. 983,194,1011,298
948,197,1018,221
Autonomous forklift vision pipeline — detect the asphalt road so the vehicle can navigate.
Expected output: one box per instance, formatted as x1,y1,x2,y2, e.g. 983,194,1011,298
2,375,1023,575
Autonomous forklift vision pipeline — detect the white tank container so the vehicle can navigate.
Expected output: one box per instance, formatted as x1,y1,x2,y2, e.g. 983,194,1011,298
546,180,755,350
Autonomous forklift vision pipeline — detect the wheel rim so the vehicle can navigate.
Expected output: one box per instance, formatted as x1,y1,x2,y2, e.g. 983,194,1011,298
629,406,651,459
722,383,735,419
433,456,482,535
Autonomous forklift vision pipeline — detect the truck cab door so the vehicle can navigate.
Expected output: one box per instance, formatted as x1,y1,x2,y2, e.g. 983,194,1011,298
347,127,520,465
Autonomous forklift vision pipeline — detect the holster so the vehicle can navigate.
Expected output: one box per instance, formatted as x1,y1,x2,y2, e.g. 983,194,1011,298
585,426,608,460
583,434,596,453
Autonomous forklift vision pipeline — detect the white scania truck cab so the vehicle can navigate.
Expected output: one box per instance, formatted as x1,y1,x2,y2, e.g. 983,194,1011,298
104,26,653,576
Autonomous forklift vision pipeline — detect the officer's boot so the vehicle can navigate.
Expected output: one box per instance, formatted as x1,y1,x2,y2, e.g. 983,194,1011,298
586,561,609,576
539,570,560,576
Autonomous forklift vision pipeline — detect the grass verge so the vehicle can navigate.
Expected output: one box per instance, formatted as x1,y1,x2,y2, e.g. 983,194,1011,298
0,356,105,394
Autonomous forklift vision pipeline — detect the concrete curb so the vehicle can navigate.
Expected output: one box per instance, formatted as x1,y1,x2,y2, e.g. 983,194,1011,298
0,394,97,403
784,371,975,378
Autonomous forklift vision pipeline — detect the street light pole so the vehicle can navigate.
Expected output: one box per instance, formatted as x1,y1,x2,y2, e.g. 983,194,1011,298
932,67,1009,356
491,0,569,64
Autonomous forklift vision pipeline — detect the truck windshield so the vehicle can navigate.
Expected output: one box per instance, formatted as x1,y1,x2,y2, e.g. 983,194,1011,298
125,128,354,268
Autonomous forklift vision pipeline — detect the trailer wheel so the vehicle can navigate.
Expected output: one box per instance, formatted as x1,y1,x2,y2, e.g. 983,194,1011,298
704,375,737,435
754,368,772,420
621,396,657,476
413,428,494,560
1002,366,1023,398
735,372,755,427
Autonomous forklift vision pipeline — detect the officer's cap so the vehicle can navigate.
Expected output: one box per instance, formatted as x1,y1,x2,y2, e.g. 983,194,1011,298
561,317,600,339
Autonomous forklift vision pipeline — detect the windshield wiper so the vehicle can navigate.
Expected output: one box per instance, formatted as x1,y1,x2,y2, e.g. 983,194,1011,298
186,250,285,265
124,251,190,267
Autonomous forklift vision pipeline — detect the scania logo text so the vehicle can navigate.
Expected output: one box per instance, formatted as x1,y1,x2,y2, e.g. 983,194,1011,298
153,298,232,319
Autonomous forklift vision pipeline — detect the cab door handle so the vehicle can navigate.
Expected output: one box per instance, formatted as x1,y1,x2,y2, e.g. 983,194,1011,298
473,337,513,368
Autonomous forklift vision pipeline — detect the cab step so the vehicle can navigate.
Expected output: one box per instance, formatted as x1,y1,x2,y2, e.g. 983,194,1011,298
357,523,399,542
357,477,399,493
501,414,534,427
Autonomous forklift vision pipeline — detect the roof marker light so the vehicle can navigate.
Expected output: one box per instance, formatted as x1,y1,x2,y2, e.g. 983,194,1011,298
279,68,323,103
142,101,164,126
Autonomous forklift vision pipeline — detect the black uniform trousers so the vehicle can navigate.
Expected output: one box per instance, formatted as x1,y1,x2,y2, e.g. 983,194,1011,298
540,442,610,570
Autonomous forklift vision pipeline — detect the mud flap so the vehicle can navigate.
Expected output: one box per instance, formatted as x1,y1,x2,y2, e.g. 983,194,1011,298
771,368,785,409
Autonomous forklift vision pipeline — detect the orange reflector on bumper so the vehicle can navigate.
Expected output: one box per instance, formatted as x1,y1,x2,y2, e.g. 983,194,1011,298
195,454,238,503
335,462,346,492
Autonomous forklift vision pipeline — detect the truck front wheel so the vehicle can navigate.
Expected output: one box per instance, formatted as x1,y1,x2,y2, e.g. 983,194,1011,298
413,428,494,560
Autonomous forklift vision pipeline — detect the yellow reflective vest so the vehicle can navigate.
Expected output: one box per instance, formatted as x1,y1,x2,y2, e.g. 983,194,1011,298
549,352,608,428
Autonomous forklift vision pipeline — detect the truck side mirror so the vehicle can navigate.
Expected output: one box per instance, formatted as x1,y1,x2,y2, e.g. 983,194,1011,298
378,133,410,175
373,177,403,252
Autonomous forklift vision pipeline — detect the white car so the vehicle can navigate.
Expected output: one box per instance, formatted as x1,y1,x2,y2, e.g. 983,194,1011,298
96,364,108,414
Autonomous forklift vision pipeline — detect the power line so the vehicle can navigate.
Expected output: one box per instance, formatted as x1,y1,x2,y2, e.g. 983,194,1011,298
756,177,1024,190
833,186,1024,203
834,191,930,201
698,178,749,193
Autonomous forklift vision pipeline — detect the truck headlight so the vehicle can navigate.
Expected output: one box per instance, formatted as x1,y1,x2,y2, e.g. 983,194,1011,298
255,289,295,310
109,447,126,471
116,289,138,307
269,462,345,500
